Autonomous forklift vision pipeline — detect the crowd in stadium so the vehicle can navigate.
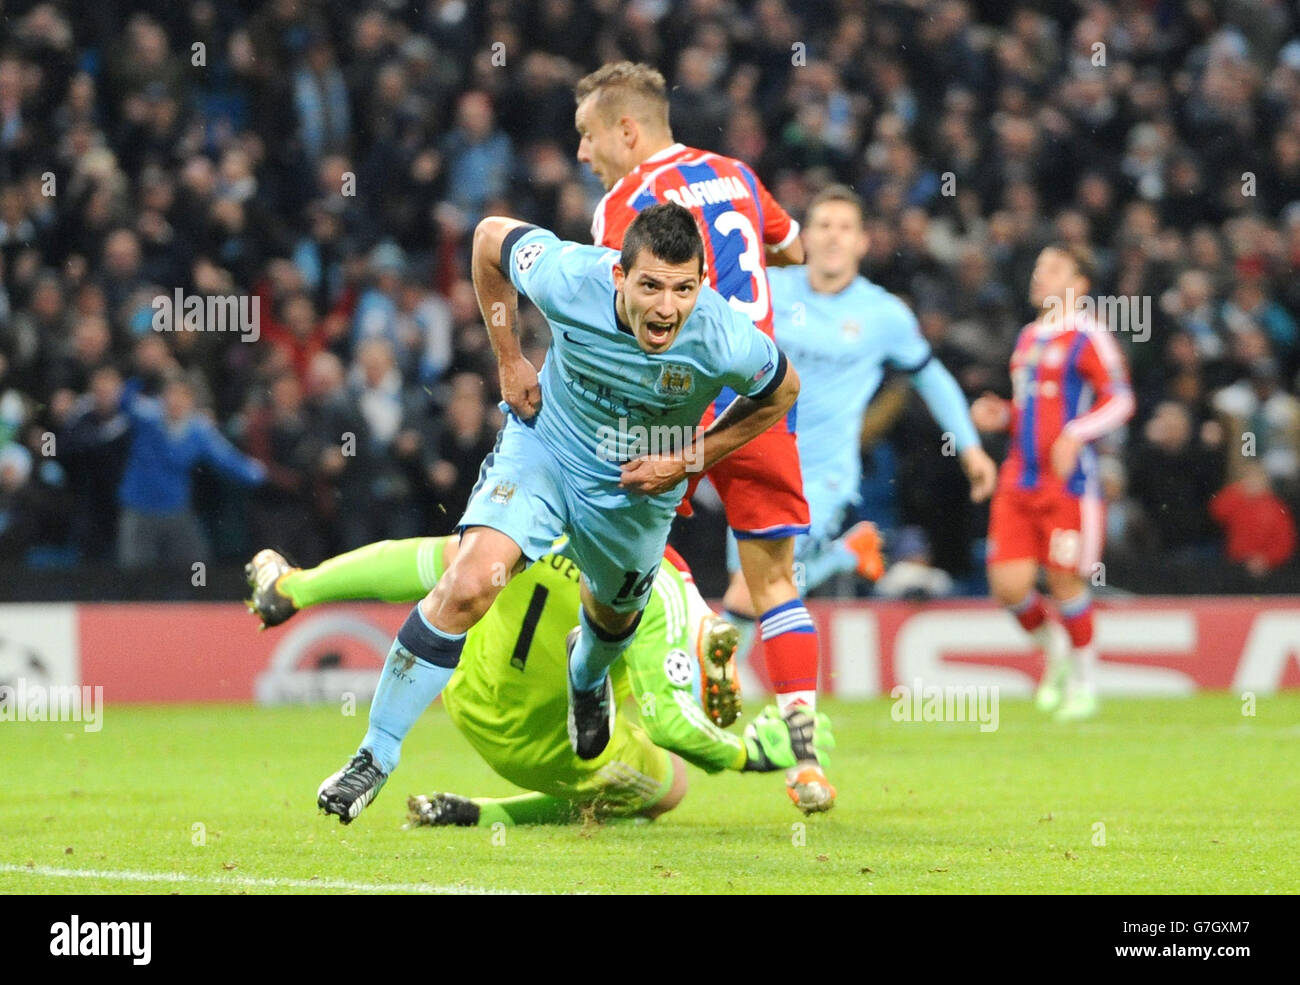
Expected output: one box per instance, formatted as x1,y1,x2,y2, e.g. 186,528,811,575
1,0,1299,594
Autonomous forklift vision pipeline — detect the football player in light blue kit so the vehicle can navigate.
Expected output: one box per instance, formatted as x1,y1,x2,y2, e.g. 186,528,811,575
724,185,997,649
316,202,801,824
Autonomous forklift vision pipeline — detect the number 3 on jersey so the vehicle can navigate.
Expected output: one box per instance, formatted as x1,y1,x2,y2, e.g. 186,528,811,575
712,212,769,325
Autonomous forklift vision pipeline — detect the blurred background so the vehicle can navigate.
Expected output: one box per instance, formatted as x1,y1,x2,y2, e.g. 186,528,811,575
1,0,1299,601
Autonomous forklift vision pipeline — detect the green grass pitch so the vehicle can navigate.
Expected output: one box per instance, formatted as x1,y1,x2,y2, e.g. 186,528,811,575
3,694,1297,894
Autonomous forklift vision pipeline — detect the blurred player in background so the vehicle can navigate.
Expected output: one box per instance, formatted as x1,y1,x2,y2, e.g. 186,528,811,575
246,541,834,823
764,185,996,602
575,63,836,811
971,245,1135,721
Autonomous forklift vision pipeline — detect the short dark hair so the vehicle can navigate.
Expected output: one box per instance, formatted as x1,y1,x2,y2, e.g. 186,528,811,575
620,202,704,275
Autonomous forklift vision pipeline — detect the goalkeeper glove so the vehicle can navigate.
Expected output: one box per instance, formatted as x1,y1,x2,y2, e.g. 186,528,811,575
782,704,836,767
740,705,836,772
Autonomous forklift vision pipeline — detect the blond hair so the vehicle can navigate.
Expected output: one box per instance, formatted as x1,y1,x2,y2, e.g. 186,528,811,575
575,61,671,132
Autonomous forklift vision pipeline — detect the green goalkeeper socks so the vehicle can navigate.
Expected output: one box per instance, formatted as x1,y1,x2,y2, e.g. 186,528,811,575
279,537,450,609
473,793,579,827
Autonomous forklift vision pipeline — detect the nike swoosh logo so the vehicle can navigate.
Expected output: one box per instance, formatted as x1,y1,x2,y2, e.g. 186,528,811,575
562,331,592,347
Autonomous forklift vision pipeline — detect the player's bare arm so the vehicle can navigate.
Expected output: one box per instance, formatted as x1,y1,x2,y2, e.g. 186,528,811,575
620,361,800,496
766,236,804,267
1049,431,1084,480
471,216,541,419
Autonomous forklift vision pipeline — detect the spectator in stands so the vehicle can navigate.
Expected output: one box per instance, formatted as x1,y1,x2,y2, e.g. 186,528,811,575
0,442,40,560
59,365,130,561
7,0,1300,597
244,370,325,566
303,351,361,552
440,91,513,225
4,270,67,396
258,287,332,387
1127,401,1223,558
293,32,351,166
1213,356,1300,491
352,242,443,380
422,372,499,534
117,371,266,568
395,272,454,386
342,338,426,544
1210,464,1298,577
1220,270,1299,374
1098,455,1158,564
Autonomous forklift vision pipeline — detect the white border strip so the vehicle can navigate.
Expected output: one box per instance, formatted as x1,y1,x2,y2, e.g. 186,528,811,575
0,863,554,895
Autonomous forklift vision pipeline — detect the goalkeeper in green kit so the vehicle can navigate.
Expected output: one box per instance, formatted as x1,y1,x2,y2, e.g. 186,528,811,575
245,538,835,825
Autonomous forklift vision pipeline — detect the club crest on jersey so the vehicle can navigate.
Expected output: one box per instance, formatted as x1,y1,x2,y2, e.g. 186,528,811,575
489,481,517,504
655,363,694,396
1043,345,1066,368
514,243,545,273
841,319,862,341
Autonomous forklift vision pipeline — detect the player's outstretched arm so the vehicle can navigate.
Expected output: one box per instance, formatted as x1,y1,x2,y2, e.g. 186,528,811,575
471,216,541,419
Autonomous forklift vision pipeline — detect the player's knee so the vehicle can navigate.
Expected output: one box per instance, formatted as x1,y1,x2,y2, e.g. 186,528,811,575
990,581,1023,608
585,599,638,636
1045,569,1085,601
641,755,688,819
424,564,503,626
989,568,1034,608
737,541,799,609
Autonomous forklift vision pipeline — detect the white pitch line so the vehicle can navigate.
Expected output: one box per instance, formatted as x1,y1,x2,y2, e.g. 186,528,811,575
0,863,534,895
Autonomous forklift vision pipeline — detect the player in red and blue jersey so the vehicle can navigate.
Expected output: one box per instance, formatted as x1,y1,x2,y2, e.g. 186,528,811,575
971,244,1135,722
574,62,837,812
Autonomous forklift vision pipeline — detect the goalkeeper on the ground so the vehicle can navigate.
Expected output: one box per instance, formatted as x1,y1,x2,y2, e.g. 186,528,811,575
245,538,834,825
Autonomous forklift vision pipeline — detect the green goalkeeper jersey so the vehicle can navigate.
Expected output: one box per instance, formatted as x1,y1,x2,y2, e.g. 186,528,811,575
441,551,745,795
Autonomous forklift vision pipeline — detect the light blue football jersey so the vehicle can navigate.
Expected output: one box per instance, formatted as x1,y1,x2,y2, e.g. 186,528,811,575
506,226,783,489
769,265,932,492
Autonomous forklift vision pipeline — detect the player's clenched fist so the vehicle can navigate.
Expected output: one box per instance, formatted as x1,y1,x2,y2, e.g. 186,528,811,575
618,454,688,495
499,355,541,419
961,445,998,503
970,392,1011,433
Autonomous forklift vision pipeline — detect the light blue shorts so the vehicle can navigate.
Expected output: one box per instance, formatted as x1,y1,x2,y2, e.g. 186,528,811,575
459,416,679,612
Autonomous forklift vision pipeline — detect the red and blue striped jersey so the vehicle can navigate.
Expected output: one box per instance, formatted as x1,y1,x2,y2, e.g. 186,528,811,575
1003,311,1135,496
591,143,799,340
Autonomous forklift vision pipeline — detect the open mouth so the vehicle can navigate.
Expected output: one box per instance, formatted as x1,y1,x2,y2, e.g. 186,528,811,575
645,321,674,346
